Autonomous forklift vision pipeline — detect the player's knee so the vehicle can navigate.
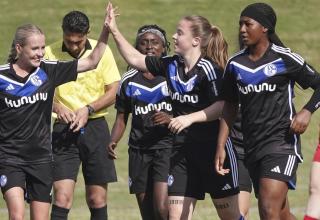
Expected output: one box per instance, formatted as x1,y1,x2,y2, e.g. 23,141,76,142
9,212,24,220
309,181,320,195
154,205,168,219
86,193,106,208
54,191,73,208
259,203,279,219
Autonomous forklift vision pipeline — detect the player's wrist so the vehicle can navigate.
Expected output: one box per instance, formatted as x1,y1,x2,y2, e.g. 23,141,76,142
85,104,95,116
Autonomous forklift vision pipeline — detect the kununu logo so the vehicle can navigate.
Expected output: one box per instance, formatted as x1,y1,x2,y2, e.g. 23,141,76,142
170,91,198,103
134,102,172,115
5,92,48,108
238,83,276,94
263,64,277,77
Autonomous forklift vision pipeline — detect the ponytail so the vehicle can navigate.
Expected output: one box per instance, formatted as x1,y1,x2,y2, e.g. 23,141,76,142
184,15,228,70
7,41,18,63
205,26,228,69
268,32,285,47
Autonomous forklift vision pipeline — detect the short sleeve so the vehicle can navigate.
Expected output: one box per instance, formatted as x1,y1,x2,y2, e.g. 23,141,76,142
41,60,78,87
145,56,166,77
222,62,239,103
115,77,131,114
98,46,121,85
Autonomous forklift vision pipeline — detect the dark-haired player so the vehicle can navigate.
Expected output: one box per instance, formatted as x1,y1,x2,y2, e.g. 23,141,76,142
221,2,320,219
108,24,172,220
45,10,120,220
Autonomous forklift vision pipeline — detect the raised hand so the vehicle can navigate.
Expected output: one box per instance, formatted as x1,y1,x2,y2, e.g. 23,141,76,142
105,2,119,34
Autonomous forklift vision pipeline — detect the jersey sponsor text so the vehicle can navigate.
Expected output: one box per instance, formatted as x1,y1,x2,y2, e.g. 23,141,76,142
237,83,276,94
5,92,48,108
134,101,172,115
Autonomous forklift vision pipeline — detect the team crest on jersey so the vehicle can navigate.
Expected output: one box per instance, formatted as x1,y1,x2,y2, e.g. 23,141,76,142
0,175,7,187
161,84,169,96
263,64,277,77
30,75,43,86
167,175,174,186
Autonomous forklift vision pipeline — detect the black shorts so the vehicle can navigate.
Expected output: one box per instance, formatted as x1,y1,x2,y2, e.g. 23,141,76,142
238,157,252,193
168,139,239,200
247,154,299,197
52,118,117,185
0,162,53,203
128,148,171,194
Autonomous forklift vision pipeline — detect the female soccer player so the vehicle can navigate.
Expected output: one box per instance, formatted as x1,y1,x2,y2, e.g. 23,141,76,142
105,3,242,220
304,126,320,220
108,24,172,220
221,2,320,219
0,4,110,220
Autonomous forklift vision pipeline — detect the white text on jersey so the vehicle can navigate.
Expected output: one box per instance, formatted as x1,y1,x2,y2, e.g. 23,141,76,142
5,92,48,108
134,101,172,115
238,83,276,94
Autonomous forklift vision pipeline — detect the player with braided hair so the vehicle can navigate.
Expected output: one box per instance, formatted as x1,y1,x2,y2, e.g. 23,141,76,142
108,24,172,220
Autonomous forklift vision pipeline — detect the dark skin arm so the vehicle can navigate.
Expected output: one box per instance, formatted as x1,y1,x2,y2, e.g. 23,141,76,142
108,111,129,159
152,111,172,125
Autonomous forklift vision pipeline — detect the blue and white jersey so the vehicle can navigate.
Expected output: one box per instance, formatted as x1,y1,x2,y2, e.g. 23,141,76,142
0,60,77,165
146,55,223,143
223,44,320,163
116,69,172,150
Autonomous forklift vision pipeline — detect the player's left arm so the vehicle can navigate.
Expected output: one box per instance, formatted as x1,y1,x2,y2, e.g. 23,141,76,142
291,61,320,134
70,82,119,132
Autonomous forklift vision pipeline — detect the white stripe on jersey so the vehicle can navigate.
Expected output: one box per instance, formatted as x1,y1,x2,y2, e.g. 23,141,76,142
229,58,282,73
0,74,24,86
128,81,167,92
118,69,139,93
226,138,239,188
197,59,217,80
41,59,58,64
293,133,303,162
288,83,293,120
287,83,303,162
284,155,296,176
0,63,10,71
271,44,304,66
272,44,305,63
174,67,198,86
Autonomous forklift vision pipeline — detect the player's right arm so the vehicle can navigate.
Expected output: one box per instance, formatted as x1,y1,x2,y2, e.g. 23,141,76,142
108,111,129,159
105,2,148,72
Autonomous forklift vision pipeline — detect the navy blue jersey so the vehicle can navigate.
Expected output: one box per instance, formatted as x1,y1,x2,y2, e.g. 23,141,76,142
116,69,172,150
0,60,78,165
230,109,245,159
146,55,223,144
223,44,320,162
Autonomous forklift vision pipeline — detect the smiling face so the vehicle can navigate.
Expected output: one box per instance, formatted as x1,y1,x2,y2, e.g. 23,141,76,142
136,32,165,57
239,16,268,47
16,33,45,68
172,19,199,56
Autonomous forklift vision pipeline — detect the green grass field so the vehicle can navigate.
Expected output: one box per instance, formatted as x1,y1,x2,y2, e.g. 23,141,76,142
0,0,320,219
